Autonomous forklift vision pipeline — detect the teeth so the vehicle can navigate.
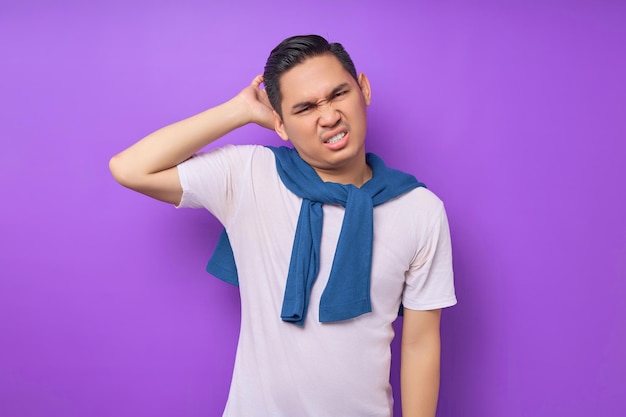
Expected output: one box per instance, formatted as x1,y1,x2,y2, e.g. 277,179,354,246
326,132,345,144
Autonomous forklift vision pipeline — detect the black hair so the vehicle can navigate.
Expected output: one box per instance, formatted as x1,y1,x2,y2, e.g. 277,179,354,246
263,34,358,118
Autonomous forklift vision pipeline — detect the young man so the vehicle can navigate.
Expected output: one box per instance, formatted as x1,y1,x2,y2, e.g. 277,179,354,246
110,35,456,417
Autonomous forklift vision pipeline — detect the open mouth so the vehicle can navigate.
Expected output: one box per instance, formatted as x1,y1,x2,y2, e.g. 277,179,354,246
325,132,346,144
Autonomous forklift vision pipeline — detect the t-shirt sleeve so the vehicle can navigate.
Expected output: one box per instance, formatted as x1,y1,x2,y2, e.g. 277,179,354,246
402,203,457,310
176,144,257,227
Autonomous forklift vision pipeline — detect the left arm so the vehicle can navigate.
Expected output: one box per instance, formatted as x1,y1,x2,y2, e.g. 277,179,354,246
400,308,442,417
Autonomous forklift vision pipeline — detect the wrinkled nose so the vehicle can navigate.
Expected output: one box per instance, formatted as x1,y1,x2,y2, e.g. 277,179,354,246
318,103,340,128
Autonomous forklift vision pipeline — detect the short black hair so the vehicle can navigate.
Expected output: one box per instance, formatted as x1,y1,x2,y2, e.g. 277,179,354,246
263,34,358,118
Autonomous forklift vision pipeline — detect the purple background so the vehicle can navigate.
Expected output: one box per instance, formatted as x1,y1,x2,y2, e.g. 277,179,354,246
1,1,625,416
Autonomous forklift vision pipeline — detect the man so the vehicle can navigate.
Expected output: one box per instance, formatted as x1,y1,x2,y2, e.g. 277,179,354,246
110,34,456,417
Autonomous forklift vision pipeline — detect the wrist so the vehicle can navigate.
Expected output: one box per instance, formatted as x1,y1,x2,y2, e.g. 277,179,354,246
224,95,256,127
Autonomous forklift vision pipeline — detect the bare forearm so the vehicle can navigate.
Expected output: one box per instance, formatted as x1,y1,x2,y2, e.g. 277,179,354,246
110,97,249,181
109,75,274,202
401,339,441,417
400,309,442,417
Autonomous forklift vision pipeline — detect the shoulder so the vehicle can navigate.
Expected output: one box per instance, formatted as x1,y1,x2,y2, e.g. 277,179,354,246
374,187,448,248
190,144,272,161
389,187,445,220
179,144,275,172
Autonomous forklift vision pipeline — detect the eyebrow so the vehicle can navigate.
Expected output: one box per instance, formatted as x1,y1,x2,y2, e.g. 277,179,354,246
290,83,351,113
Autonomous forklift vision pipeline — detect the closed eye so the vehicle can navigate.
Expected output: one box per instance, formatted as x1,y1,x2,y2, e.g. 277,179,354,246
291,84,351,115
294,105,313,114
328,83,350,98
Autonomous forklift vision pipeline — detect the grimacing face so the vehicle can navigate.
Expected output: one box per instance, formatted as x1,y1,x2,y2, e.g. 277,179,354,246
273,54,372,185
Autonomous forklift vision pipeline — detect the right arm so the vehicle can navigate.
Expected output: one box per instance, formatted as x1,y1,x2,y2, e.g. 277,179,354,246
109,75,275,204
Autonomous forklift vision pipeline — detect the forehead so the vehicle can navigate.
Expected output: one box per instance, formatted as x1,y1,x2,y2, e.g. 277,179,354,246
278,54,355,104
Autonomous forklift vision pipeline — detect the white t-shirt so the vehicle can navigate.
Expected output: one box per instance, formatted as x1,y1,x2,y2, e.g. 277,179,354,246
177,145,456,417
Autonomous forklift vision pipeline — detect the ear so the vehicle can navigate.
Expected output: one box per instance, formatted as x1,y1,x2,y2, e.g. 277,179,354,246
274,110,289,141
357,73,372,106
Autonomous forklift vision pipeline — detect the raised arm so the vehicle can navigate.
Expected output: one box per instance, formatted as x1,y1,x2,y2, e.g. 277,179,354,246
109,75,275,204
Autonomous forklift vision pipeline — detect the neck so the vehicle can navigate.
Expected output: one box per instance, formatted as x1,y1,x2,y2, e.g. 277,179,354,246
315,158,372,187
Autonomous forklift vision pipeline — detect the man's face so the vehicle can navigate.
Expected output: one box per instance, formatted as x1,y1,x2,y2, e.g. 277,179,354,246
273,54,372,183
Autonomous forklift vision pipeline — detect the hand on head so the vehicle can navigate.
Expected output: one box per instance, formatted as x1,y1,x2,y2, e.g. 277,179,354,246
236,75,276,130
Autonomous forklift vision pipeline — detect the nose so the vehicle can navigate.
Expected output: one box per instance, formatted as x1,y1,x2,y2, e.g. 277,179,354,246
318,102,340,128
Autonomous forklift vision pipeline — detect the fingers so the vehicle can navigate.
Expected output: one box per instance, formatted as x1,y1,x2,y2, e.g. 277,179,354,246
251,75,264,88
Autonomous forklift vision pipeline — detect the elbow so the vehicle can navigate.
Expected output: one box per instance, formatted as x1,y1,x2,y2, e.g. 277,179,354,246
109,153,135,188
109,153,125,184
